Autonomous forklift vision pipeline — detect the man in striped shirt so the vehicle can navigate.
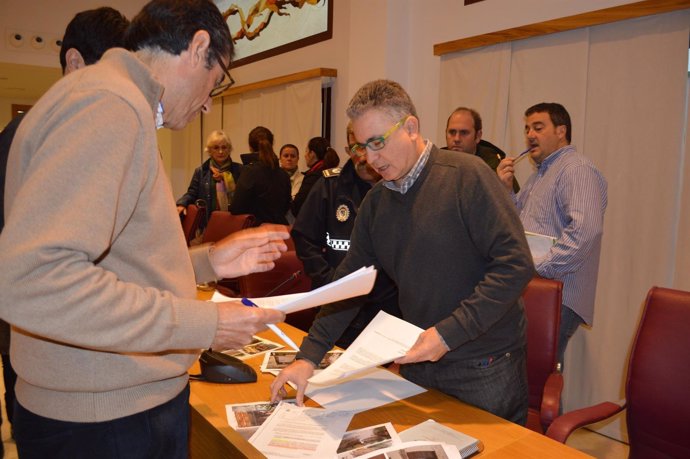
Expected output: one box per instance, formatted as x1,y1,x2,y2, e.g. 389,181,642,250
497,102,607,369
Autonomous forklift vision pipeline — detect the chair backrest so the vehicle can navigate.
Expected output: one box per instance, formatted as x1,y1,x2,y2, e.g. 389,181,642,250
625,286,690,459
523,277,562,414
181,204,205,246
201,211,255,244
239,251,314,332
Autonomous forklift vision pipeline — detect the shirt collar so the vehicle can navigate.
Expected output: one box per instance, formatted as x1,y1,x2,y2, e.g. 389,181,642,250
156,102,164,129
384,139,432,194
537,144,575,171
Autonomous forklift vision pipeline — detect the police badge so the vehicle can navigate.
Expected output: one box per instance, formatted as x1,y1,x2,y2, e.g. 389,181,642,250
335,204,350,222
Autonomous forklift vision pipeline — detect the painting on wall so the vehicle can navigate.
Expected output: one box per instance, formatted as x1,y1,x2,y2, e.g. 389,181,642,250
213,0,333,68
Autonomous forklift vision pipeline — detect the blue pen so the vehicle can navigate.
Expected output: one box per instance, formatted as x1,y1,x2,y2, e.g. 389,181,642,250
241,298,300,351
513,146,533,165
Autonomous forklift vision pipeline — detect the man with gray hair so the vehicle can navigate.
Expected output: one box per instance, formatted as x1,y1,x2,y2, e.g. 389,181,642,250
271,79,534,425
0,1,288,456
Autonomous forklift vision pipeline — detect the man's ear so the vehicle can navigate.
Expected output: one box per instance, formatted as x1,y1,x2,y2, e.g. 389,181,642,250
189,30,212,68
476,128,483,144
556,124,567,139
64,48,86,75
404,116,420,140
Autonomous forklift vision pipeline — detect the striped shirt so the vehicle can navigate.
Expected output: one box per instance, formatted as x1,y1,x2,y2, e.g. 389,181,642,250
515,145,607,324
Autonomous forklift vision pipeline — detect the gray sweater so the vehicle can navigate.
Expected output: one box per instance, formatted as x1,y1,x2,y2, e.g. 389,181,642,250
0,49,219,422
300,146,534,364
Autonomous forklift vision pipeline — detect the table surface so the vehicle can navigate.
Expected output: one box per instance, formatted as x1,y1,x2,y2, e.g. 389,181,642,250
190,291,591,458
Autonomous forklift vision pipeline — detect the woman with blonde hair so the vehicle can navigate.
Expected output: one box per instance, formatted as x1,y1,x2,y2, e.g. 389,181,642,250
176,130,243,228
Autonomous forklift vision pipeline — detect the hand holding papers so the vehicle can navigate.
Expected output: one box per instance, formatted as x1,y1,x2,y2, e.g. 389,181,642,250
308,311,423,385
211,266,378,314
241,298,300,351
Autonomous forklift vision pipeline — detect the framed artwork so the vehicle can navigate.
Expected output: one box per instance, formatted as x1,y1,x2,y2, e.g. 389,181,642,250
214,0,333,68
464,0,486,4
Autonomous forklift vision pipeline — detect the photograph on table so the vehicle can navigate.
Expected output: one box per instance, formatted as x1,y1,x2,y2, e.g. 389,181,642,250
222,335,283,360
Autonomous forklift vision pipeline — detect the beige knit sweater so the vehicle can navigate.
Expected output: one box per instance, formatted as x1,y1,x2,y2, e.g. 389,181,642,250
0,49,219,422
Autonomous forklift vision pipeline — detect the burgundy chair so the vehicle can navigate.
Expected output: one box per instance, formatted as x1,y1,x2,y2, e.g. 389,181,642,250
546,286,690,459
180,204,205,246
239,251,314,332
201,211,255,244
523,277,564,433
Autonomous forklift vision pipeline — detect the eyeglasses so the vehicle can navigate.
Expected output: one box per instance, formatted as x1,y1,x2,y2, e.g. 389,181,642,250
349,116,408,157
209,51,235,98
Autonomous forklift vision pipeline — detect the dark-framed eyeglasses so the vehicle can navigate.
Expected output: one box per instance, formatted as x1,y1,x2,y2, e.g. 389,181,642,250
349,116,408,157
209,51,235,98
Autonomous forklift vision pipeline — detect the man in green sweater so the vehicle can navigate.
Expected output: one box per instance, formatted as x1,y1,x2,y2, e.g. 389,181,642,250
271,80,534,425
0,1,288,457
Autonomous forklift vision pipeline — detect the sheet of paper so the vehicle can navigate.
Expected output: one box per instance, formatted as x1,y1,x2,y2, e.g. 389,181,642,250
248,403,354,458
306,366,426,412
355,440,462,459
399,419,482,458
211,266,377,314
525,231,556,259
336,422,400,459
225,400,296,439
308,311,423,385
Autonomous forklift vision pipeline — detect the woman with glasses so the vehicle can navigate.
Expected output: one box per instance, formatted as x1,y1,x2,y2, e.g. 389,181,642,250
176,130,243,229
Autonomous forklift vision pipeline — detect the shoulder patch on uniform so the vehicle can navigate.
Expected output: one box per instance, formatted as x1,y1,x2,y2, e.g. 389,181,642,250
322,167,342,178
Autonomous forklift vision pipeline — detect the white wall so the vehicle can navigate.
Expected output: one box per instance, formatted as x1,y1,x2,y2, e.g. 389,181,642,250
1,0,642,181
225,0,641,155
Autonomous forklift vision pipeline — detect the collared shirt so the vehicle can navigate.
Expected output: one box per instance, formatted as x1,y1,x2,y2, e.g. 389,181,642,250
156,102,164,129
515,144,607,324
384,139,432,194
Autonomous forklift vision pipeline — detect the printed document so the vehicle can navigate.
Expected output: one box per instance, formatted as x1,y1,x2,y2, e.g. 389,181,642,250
211,266,377,314
248,403,354,458
306,366,426,412
308,311,423,385
399,419,483,457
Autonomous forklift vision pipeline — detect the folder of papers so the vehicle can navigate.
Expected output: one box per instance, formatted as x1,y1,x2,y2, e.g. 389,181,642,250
525,231,557,259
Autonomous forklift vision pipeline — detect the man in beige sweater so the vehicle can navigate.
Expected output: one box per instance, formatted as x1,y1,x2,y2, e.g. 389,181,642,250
0,1,288,457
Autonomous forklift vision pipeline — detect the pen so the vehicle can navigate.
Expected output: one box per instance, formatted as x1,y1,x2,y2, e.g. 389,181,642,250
513,146,533,165
241,298,300,351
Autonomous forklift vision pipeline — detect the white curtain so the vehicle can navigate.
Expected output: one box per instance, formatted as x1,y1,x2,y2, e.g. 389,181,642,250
438,10,690,441
217,78,323,171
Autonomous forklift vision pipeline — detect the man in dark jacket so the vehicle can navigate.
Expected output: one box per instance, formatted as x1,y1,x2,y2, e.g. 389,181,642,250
445,106,519,192
291,124,400,348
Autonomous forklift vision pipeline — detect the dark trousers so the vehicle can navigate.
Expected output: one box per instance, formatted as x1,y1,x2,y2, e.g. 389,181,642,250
2,354,16,427
557,304,585,372
400,346,528,425
14,385,190,459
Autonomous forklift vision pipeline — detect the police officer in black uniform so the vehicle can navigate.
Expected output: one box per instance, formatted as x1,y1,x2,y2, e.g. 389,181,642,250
291,124,400,348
